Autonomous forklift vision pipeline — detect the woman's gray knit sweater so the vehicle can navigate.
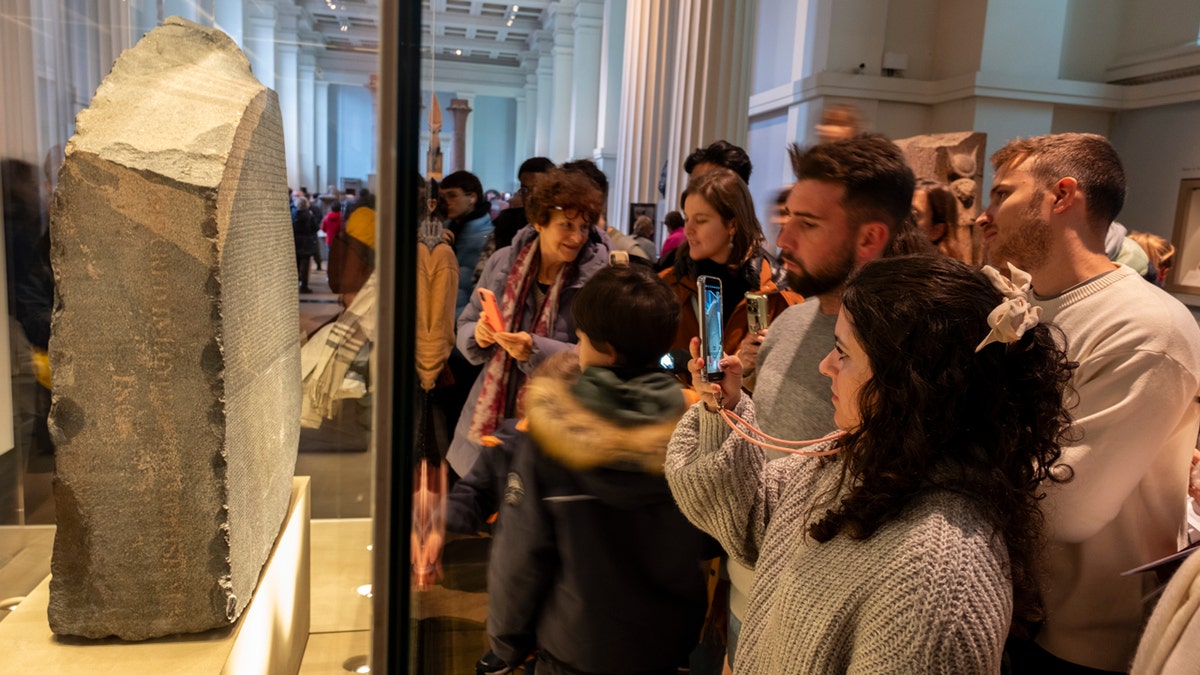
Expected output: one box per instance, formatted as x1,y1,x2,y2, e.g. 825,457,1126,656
665,399,1011,674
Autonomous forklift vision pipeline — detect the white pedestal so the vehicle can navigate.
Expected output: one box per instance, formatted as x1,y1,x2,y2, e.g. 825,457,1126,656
0,477,312,674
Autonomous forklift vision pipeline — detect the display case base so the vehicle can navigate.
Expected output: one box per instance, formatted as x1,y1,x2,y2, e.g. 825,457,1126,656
0,476,311,674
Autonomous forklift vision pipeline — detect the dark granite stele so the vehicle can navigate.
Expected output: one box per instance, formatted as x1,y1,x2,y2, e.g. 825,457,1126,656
47,17,301,641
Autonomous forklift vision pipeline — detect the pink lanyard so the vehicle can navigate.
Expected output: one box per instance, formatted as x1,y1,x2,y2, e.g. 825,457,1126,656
717,407,845,456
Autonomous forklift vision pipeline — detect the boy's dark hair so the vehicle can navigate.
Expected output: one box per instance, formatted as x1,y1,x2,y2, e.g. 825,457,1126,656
573,265,679,367
684,140,752,183
519,156,555,176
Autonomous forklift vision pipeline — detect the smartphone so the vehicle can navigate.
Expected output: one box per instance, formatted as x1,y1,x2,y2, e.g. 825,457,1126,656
746,292,770,333
477,288,505,333
697,275,725,382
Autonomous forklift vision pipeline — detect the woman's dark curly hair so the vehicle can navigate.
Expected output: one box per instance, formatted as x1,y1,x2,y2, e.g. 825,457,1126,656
525,168,604,229
809,254,1076,631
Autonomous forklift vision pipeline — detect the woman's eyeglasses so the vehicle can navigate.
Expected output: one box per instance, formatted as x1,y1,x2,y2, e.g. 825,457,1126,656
552,206,593,234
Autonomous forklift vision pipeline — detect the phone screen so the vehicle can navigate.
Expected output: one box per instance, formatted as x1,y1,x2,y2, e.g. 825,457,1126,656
698,276,724,381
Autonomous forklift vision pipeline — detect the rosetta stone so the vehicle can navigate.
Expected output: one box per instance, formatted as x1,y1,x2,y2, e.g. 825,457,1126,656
47,17,301,640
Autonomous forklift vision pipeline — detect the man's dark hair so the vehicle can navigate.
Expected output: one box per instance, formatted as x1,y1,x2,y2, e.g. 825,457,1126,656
561,159,609,199
684,140,752,183
990,132,1126,231
664,210,685,232
573,265,679,367
788,133,915,240
518,156,555,176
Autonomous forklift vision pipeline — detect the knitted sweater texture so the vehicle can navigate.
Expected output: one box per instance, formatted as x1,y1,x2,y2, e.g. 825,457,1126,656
1032,264,1200,670
666,399,1011,674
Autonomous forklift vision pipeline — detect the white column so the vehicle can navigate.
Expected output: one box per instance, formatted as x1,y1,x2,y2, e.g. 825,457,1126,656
275,5,301,187
593,0,627,178
1,0,40,162
534,33,554,157
663,0,757,212
611,0,678,230
513,92,529,180
162,0,199,22
243,5,275,89
213,0,243,46
315,79,330,191
299,48,317,191
35,0,73,153
521,54,540,161
548,3,576,163
569,0,604,162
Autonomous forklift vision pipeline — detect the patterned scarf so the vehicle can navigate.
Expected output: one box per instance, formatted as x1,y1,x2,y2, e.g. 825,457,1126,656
467,237,568,442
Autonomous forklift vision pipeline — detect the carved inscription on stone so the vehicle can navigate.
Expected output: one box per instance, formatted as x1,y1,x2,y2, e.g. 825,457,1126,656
47,17,300,640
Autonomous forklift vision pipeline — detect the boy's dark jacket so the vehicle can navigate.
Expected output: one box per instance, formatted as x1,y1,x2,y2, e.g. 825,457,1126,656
487,352,717,674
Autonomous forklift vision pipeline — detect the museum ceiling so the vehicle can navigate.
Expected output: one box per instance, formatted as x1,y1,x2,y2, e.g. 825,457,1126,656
303,0,553,70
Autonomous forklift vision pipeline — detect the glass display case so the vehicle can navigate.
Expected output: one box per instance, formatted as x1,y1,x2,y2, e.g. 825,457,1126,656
0,0,427,671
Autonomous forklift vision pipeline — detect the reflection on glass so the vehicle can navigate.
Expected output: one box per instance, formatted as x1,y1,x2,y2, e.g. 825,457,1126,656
0,0,380,669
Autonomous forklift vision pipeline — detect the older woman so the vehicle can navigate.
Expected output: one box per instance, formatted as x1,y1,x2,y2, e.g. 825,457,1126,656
667,255,1074,674
661,168,799,378
446,167,609,481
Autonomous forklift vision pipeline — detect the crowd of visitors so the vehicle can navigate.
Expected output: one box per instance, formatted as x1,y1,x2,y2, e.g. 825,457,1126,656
410,129,1200,675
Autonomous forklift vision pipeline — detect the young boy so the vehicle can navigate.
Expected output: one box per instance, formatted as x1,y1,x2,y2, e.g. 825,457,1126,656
483,264,715,675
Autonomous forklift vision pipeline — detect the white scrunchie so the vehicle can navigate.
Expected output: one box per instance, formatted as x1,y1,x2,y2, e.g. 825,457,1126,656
975,263,1042,352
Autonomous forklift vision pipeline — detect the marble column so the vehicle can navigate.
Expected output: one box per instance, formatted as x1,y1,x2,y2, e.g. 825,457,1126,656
243,4,275,90
274,5,301,188
663,0,757,217
0,0,40,162
521,54,540,163
534,32,554,157
570,0,604,162
298,49,317,191
513,91,530,179
593,0,627,179
611,0,678,231
448,98,473,173
548,2,576,162
213,0,243,45
315,79,330,191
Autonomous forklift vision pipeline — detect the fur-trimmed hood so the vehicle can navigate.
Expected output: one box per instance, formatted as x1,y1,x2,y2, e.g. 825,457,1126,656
523,352,686,482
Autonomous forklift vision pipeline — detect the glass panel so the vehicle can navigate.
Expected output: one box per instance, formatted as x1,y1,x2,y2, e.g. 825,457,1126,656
0,1,384,671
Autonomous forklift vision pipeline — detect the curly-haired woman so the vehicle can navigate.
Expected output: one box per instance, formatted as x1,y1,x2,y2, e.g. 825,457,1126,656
666,255,1075,674
446,168,609,490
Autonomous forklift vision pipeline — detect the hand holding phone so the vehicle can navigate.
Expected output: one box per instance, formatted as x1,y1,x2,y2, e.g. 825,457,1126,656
477,288,505,333
745,292,770,333
697,275,725,382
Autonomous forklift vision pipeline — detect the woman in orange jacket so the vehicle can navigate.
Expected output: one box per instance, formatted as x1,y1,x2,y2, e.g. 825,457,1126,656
660,168,800,387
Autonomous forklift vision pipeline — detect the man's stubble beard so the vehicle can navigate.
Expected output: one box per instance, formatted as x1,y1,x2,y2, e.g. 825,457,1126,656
783,237,857,299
